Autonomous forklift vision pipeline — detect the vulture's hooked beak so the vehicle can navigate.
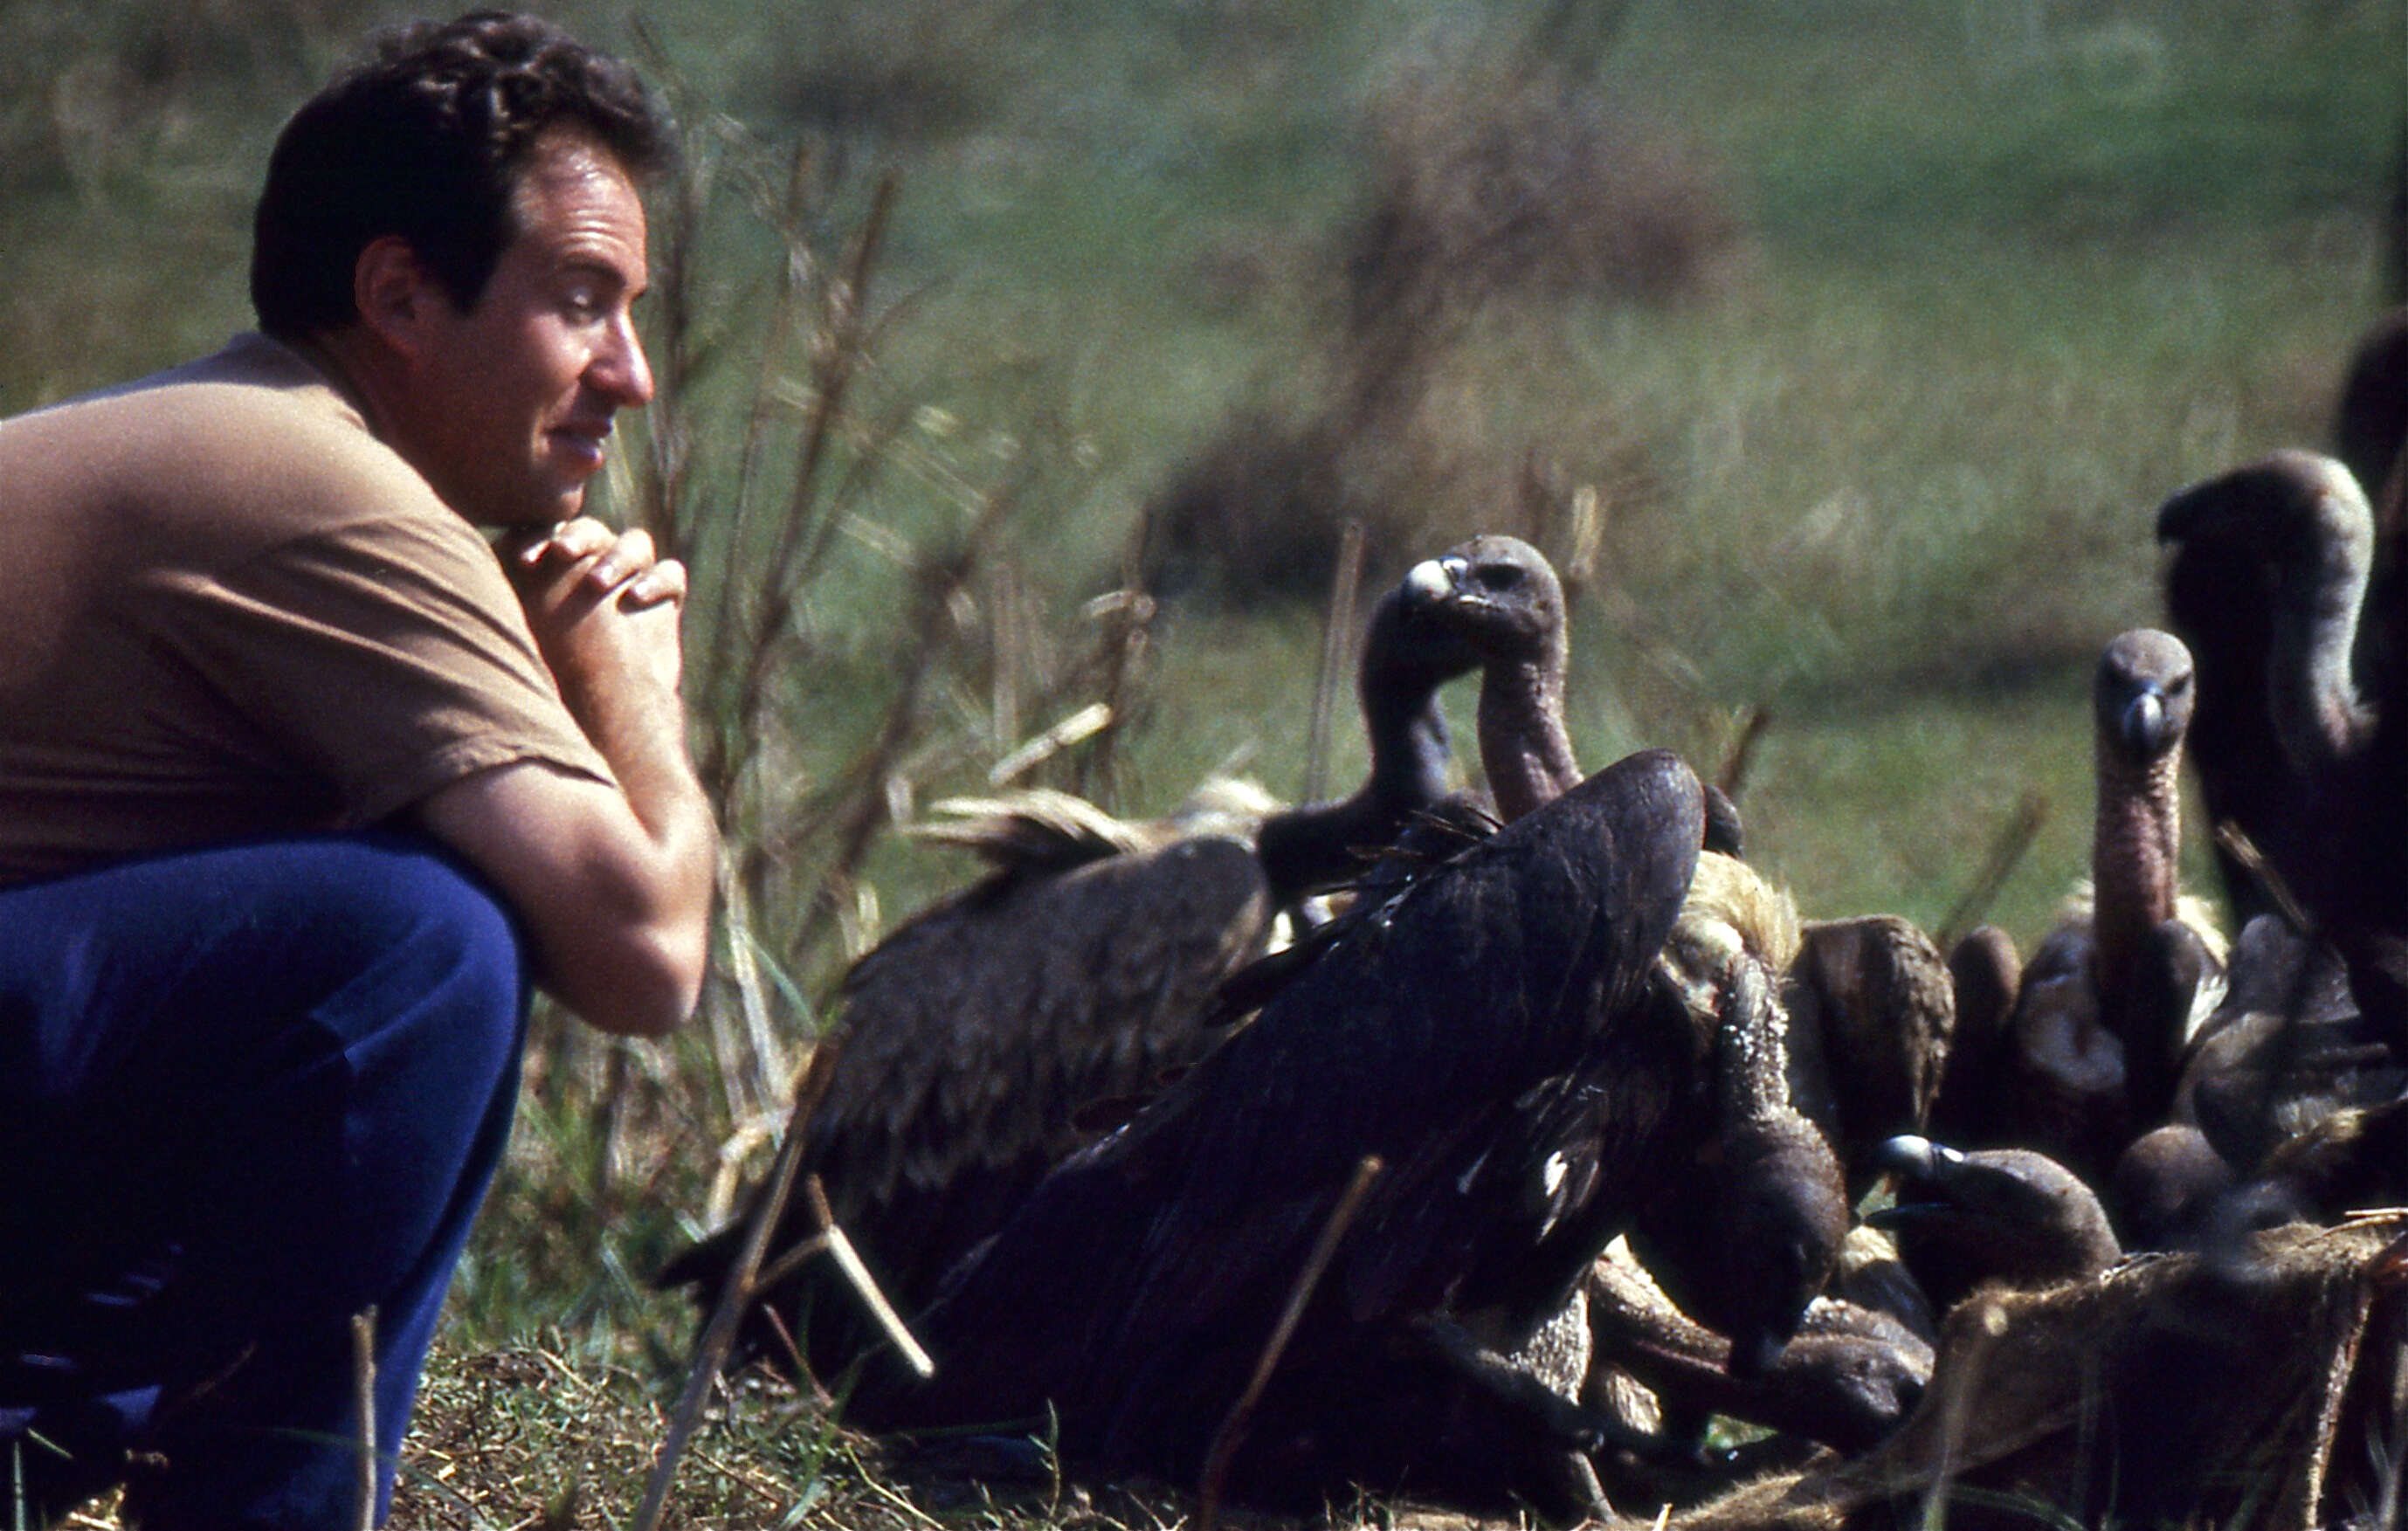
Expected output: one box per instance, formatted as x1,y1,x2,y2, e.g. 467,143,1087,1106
2118,685,2177,759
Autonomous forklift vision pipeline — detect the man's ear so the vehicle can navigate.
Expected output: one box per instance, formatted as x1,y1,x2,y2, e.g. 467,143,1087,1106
352,235,445,358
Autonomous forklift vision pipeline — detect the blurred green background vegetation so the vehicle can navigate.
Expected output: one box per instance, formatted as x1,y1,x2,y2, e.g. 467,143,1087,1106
9,0,2404,1514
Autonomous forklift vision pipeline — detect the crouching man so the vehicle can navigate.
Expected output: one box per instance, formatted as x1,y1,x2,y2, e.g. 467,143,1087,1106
0,12,716,1526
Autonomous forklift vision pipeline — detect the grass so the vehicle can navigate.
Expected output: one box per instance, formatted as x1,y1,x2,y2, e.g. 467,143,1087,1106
12,0,2406,1524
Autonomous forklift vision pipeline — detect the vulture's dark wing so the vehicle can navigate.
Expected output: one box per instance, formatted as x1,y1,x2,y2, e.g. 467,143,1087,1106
814,832,1270,1224
869,749,1705,1483
661,831,1272,1374
2159,478,2300,925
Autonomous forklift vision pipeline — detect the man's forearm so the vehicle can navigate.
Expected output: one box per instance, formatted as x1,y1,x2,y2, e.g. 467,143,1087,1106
481,521,721,1033
559,650,719,932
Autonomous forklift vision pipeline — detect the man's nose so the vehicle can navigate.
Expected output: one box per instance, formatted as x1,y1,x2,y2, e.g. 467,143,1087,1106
593,311,654,408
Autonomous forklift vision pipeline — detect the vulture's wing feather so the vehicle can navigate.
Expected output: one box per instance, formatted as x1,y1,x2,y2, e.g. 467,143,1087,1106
876,750,1704,1472
662,831,1272,1370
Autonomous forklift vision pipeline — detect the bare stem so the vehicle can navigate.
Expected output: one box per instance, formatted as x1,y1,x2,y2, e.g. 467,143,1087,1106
1196,1155,1383,1531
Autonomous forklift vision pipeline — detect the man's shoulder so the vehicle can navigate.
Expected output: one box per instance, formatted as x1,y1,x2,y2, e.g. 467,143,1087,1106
2,334,454,548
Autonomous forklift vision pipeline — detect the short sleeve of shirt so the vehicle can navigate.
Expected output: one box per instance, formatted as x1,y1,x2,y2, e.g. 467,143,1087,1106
148,511,618,830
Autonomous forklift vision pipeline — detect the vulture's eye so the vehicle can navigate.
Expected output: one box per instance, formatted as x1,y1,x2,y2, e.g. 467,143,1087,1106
1475,562,1526,593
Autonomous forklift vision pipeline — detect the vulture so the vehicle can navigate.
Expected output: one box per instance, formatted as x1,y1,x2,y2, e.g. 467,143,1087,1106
2115,909,2403,1249
2155,449,2408,1059
1870,1134,2124,1314
856,756,1842,1516
1931,629,2222,1187
854,537,1846,1518
659,569,1482,1379
2336,306,2408,529
1780,913,1956,1199
2156,450,2375,928
1583,1238,1930,1463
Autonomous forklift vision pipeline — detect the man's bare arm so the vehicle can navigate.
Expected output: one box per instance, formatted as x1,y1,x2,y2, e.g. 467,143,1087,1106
417,519,718,1036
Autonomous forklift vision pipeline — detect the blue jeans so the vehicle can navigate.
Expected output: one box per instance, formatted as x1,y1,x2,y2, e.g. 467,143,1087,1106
0,835,527,1528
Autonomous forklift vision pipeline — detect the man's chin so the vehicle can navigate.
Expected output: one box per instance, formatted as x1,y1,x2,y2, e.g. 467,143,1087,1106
468,485,590,531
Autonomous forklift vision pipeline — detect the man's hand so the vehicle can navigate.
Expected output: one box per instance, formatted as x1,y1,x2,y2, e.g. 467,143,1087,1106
501,517,688,707
414,516,719,1037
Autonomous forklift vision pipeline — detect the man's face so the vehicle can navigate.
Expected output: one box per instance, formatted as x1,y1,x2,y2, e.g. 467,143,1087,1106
407,129,654,527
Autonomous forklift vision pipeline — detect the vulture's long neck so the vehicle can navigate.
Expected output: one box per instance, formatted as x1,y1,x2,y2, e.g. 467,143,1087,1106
1361,661,1457,817
1255,659,1456,906
2268,493,2375,773
2090,734,2182,1029
1479,638,1581,823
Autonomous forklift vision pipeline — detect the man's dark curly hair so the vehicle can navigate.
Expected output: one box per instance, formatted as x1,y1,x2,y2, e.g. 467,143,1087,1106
250,10,673,340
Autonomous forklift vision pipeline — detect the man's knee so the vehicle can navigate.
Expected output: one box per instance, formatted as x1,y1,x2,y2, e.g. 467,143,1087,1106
257,835,527,1021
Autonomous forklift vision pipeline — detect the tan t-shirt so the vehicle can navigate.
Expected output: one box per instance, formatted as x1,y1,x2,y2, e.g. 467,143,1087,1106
0,332,616,886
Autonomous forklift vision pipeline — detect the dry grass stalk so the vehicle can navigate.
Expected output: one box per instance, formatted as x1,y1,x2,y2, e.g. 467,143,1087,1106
1067,519,1160,809
1195,1154,1384,1531
988,701,1113,789
631,1037,848,1531
1301,518,1368,803
1668,1224,2400,1531
805,1176,935,1380
353,1306,377,1531
988,559,1024,757
2214,819,2320,937
720,171,902,775
1915,1297,2003,1531
691,165,900,817
718,874,792,1128
1715,704,1770,801
778,476,1023,969
1936,790,2047,952
723,142,821,564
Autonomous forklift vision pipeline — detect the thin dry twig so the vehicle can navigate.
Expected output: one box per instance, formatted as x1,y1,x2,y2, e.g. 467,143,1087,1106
631,1036,848,1531
736,1182,935,1381
805,1176,935,1379
1937,790,2047,953
1714,702,1770,800
352,1306,377,1531
1301,518,1368,803
1195,1155,1384,1531
696,169,900,810
776,474,1027,968
1071,520,1159,808
2213,819,2319,937
723,172,902,769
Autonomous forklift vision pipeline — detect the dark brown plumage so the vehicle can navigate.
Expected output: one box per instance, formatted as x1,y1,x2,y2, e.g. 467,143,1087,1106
1928,922,2020,1147
2146,910,2389,1190
2157,450,2375,930
1584,1240,1930,1459
852,748,1712,1515
2336,307,2408,531
2108,1121,2234,1252
1782,914,1956,1200
2154,448,2408,1083
1620,859,1849,1385
659,571,1481,1378
1414,539,1849,1387
852,541,1842,1517
1870,1134,2123,1314
2235,1089,2408,1227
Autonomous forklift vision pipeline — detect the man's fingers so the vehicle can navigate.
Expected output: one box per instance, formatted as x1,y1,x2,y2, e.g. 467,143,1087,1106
585,527,656,593
506,515,618,567
622,558,688,609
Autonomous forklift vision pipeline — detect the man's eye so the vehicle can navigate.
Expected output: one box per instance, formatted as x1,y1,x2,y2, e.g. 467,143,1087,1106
562,288,604,319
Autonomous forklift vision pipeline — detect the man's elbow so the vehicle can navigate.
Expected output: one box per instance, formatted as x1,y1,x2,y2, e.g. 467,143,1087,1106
551,917,709,1038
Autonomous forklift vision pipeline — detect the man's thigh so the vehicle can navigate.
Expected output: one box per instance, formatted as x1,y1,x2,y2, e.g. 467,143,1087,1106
0,834,530,1517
